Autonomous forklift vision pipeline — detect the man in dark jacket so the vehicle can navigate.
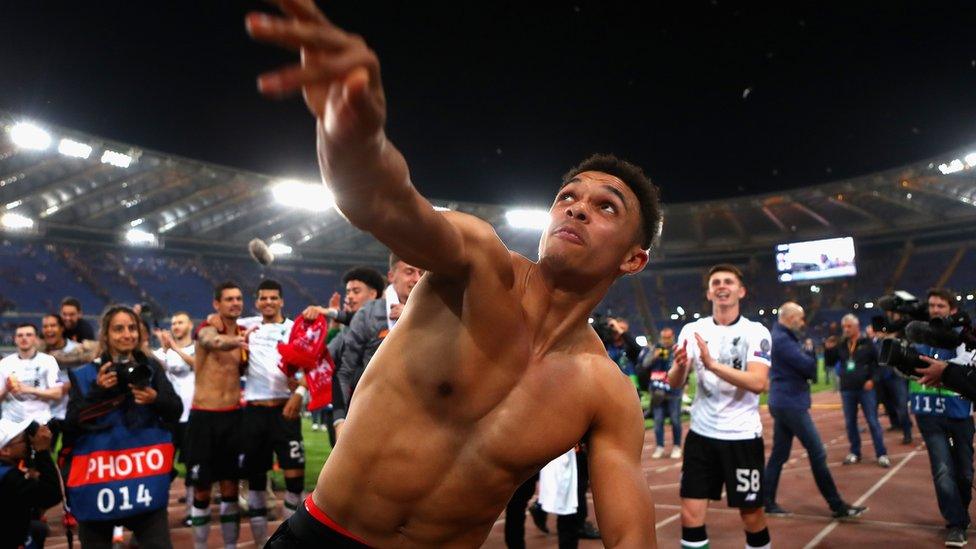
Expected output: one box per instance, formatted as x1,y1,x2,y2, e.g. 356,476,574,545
332,254,423,437
764,303,865,518
0,419,62,549
825,314,889,467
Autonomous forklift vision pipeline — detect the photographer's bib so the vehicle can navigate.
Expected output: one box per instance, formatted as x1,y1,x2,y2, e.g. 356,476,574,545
64,362,174,522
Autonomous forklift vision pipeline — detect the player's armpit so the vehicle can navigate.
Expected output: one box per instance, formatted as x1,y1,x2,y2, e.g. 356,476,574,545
588,375,657,548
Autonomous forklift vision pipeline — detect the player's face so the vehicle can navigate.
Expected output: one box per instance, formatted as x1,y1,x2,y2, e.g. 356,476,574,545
539,171,648,281
345,280,378,313
106,312,140,355
41,316,63,344
389,262,424,304
928,296,955,318
170,314,191,340
706,271,746,308
214,288,244,319
256,289,283,319
14,326,37,352
61,305,80,329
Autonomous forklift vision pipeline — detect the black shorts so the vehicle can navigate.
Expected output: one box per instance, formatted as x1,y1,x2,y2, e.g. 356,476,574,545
185,408,243,486
680,429,765,508
266,496,371,548
242,404,305,477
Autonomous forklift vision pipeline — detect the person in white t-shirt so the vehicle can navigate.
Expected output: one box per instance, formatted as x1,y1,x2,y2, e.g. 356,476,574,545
236,279,299,547
668,264,772,549
154,311,197,525
40,313,79,443
0,324,63,426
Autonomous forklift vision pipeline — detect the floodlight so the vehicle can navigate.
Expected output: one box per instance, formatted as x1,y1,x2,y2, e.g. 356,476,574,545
272,179,335,212
504,208,549,230
10,122,51,150
101,150,133,168
1,212,35,230
58,138,93,159
125,228,158,246
269,242,293,255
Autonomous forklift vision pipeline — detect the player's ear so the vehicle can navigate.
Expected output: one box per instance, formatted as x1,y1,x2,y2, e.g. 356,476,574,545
620,246,649,276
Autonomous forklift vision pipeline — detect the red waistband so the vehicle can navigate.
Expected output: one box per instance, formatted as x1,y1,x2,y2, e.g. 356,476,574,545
304,494,370,546
190,405,241,412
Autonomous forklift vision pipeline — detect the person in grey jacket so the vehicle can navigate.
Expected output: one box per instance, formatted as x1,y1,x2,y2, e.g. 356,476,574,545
333,254,424,437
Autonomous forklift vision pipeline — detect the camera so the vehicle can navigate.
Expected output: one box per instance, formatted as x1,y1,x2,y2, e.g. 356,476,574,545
97,350,154,389
875,290,928,334
879,295,976,379
591,312,615,345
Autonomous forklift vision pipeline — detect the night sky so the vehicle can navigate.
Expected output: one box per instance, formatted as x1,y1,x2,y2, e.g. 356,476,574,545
2,1,975,208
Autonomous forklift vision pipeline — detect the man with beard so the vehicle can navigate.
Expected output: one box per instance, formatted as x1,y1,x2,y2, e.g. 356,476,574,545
187,282,251,549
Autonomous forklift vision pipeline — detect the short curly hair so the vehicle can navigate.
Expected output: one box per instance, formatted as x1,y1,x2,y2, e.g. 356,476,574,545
560,153,662,249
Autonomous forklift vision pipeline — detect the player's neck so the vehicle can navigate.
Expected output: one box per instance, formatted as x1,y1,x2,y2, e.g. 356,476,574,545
219,315,238,332
526,265,612,351
262,314,284,324
174,334,192,348
712,304,740,326
17,348,37,360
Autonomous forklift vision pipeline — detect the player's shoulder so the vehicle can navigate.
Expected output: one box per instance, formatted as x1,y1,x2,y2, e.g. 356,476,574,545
37,351,58,366
237,316,261,328
678,317,709,337
739,316,771,337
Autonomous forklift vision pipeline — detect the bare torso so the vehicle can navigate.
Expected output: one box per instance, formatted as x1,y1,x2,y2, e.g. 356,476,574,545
192,328,244,409
314,254,635,547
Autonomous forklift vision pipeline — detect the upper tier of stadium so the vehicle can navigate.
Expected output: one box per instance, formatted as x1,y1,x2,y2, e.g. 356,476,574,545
2,110,976,268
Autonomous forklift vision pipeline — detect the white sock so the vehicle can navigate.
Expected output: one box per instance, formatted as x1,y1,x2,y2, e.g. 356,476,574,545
191,503,211,549
248,490,269,546
219,498,240,548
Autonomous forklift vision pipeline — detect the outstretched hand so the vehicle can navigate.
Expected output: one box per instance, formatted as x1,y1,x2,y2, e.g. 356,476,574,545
247,0,386,146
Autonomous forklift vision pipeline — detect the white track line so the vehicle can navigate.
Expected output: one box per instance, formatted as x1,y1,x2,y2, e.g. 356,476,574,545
802,448,920,549
655,512,681,529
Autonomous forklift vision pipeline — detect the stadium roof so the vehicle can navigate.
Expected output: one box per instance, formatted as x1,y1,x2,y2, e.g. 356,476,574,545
3,110,976,266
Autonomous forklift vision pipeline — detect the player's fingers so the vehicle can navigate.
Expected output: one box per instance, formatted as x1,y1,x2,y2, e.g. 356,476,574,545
246,13,351,52
264,0,329,23
258,51,373,96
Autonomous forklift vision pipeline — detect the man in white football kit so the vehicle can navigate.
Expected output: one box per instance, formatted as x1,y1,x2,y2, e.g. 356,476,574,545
237,279,302,547
154,311,197,524
669,264,772,549
0,324,63,425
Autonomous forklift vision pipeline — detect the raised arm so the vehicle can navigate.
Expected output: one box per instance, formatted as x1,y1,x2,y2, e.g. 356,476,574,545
247,0,509,278
589,370,657,547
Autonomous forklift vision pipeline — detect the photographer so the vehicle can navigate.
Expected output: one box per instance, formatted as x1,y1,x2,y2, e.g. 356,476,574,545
605,317,642,383
64,305,182,549
908,289,974,547
0,418,62,549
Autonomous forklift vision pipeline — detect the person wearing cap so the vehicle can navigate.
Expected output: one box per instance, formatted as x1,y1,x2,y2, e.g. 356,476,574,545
0,418,62,549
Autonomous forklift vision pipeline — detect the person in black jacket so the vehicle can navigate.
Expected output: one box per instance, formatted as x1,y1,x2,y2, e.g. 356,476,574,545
825,314,889,467
0,419,62,549
65,305,182,549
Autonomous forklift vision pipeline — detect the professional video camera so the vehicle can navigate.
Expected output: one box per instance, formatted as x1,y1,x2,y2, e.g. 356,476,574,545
874,290,928,334
879,295,976,379
96,350,155,389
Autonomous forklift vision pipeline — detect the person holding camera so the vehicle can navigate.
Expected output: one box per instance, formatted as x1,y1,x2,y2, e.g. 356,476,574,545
64,305,182,549
642,327,683,459
909,289,974,547
0,418,62,548
825,314,890,468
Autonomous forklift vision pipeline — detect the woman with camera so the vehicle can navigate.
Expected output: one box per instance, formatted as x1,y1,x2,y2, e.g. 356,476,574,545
64,305,183,549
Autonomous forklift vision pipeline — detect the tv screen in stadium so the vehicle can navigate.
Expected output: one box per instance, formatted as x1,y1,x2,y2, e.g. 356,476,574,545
775,237,857,282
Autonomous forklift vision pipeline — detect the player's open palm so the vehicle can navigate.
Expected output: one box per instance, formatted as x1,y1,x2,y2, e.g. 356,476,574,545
247,0,386,147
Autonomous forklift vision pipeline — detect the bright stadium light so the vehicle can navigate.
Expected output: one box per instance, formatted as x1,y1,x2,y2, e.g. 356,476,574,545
693,313,701,319
272,179,335,212
965,153,976,168
670,313,679,320
1,212,35,230
676,306,685,315
967,294,974,301
9,122,52,151
810,285,821,293
635,335,648,347
938,159,966,174
433,205,452,212
588,317,594,324
864,302,874,309
58,138,93,159
772,308,778,315
125,227,158,246
505,208,549,230
269,242,293,255
101,149,133,168
759,308,765,316
5,200,23,210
